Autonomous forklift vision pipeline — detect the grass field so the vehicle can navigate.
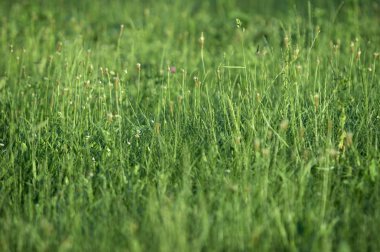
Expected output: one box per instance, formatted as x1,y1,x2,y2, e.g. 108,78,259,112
0,0,379,251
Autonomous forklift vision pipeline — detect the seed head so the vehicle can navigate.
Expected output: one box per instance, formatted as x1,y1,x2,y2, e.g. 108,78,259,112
199,32,205,47
345,132,353,147
107,113,114,122
313,94,319,111
356,49,362,60
154,123,161,134
284,36,289,48
56,41,63,53
280,119,289,131
114,77,120,89
262,148,270,157
254,138,261,152
299,127,305,139
256,93,261,103
328,148,339,158
194,76,201,87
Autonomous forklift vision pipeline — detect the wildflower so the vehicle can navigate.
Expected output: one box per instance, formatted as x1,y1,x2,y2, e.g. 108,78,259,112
169,66,176,74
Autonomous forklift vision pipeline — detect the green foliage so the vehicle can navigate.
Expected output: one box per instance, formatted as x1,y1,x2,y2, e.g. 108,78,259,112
0,0,380,251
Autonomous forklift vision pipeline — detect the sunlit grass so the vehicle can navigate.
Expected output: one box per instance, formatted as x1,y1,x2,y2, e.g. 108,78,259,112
0,0,379,251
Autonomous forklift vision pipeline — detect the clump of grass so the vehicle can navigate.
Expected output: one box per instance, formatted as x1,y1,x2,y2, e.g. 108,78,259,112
0,0,380,251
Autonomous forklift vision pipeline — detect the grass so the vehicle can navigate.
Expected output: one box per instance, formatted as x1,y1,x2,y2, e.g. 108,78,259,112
0,0,379,251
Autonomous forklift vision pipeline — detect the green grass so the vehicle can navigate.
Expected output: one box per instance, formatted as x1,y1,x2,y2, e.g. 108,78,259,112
0,0,380,251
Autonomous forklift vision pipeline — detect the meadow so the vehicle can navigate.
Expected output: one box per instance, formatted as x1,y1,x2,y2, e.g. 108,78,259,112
0,0,379,251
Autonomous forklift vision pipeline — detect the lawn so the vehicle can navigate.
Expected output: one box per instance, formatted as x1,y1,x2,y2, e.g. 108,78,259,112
0,0,379,251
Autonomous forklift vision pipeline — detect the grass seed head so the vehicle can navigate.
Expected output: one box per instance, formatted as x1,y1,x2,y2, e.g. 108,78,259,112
262,148,270,158
280,119,289,131
107,113,114,122
199,32,205,47
299,127,305,139
356,49,362,60
194,76,201,87
256,93,261,103
154,123,161,134
284,36,289,48
328,148,339,158
313,94,319,111
345,132,353,147
114,77,119,89
254,138,261,152
56,41,63,53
